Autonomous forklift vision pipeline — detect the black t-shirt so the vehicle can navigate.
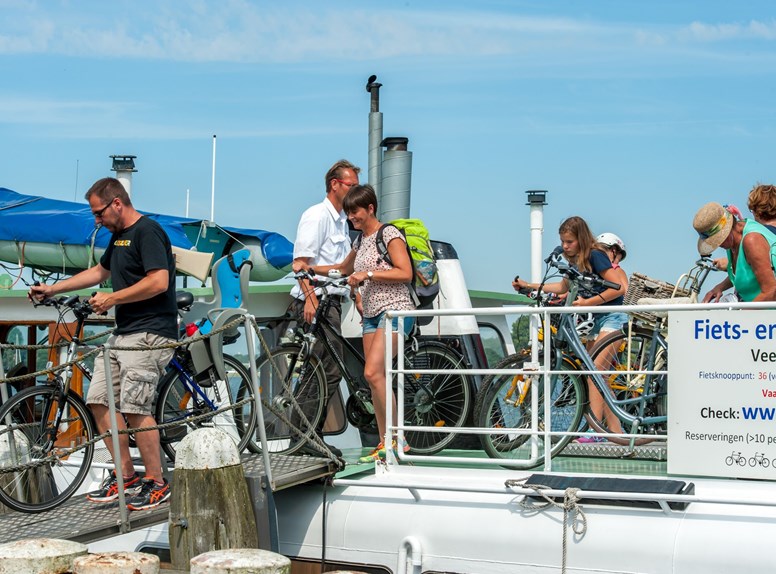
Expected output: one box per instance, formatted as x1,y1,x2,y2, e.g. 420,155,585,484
100,216,177,339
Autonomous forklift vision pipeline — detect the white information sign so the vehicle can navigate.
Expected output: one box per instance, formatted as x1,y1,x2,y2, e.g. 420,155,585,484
669,310,776,479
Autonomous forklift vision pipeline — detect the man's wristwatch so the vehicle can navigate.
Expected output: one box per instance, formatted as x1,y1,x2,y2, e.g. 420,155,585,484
367,271,374,280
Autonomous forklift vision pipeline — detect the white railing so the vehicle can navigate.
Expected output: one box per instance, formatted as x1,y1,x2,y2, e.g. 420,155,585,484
381,300,775,469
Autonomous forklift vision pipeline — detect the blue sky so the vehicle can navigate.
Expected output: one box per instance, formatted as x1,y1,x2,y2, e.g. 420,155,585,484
2,1,775,294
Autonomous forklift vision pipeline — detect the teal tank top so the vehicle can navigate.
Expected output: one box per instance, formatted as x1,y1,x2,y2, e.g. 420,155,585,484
727,219,776,301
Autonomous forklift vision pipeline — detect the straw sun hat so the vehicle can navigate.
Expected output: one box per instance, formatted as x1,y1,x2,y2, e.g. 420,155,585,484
693,202,734,256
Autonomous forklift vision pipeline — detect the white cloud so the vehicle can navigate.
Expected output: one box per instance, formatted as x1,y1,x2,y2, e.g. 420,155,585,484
683,19,776,42
1,1,772,64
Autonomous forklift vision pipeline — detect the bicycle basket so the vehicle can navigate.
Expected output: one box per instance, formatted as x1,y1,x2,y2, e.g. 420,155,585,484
624,272,691,325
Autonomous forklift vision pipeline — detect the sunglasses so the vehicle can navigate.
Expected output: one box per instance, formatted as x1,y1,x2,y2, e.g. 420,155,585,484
92,201,114,219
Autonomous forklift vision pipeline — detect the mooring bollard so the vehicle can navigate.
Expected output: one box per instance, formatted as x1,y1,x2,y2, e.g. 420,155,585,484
72,551,160,574
169,427,259,571
190,548,290,574
0,538,87,574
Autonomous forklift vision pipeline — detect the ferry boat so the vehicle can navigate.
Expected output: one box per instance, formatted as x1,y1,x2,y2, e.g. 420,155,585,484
2,76,776,574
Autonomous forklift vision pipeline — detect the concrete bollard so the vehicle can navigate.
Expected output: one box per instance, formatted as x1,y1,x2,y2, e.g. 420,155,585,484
0,538,87,574
190,549,290,574
72,551,160,574
169,428,259,571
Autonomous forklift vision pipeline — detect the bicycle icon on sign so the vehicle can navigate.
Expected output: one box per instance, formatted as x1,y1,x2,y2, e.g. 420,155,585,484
725,451,747,467
748,452,771,468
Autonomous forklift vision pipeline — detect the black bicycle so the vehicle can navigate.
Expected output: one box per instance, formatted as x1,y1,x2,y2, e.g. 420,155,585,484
247,271,472,456
0,292,256,513
0,294,98,513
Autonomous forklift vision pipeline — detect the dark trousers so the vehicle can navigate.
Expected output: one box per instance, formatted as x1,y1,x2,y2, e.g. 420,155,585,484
285,297,344,433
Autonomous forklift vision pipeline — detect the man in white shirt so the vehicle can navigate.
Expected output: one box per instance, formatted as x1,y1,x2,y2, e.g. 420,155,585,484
288,159,360,456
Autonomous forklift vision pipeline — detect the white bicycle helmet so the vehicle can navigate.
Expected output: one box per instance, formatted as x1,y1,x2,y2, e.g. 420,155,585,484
596,232,627,261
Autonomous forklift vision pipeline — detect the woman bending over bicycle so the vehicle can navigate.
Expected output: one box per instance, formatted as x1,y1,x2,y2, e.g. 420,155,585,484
513,216,628,441
296,184,416,462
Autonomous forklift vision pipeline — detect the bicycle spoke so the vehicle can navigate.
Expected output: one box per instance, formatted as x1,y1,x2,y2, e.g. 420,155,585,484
0,388,95,513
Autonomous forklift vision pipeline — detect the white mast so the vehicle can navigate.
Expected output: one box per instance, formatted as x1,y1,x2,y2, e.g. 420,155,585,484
210,135,217,222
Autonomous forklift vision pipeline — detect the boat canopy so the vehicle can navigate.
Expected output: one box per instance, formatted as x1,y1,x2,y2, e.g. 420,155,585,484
0,187,293,280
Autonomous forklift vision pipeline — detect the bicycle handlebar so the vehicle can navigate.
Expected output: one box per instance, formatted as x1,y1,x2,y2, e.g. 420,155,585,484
294,270,350,290
34,294,95,318
695,256,723,272
547,256,621,293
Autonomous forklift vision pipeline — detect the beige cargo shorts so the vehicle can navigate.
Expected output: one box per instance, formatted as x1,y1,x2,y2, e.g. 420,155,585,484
87,332,175,416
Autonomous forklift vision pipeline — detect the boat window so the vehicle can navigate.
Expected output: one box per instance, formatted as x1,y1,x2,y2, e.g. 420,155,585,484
478,322,508,366
290,557,391,573
134,543,171,564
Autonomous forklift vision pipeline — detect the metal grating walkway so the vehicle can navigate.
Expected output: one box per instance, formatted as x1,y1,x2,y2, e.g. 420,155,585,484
0,451,338,545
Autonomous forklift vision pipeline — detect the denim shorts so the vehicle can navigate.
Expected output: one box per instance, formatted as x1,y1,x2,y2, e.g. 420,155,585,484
362,312,416,336
588,312,628,340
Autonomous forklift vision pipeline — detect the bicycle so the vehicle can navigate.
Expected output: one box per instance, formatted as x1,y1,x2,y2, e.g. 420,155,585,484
0,294,98,513
154,290,256,461
583,257,720,444
748,452,770,468
725,451,747,467
248,271,472,456
0,292,255,513
474,250,661,465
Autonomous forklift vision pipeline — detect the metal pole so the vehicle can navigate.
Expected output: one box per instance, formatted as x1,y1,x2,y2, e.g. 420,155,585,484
526,191,548,365
244,314,273,487
210,135,217,222
0,359,8,405
103,343,130,531
384,312,395,463
366,75,383,202
526,191,547,465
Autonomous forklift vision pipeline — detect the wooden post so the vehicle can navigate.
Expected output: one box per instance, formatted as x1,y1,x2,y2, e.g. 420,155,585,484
0,538,87,574
72,551,160,574
189,549,290,574
169,428,259,571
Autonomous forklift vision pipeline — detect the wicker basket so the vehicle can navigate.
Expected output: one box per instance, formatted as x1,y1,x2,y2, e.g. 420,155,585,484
624,272,691,324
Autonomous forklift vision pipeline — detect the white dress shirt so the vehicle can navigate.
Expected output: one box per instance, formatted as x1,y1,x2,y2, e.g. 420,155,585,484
290,197,351,299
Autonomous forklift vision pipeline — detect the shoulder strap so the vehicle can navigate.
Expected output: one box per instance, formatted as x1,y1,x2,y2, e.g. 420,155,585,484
375,223,394,266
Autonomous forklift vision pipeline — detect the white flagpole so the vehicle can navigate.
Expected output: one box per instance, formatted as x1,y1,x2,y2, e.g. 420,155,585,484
210,134,217,222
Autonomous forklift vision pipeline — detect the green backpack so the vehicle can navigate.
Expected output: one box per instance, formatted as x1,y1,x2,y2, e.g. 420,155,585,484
374,218,439,309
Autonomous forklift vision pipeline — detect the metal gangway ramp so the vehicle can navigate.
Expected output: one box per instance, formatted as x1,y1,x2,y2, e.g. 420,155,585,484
0,451,337,546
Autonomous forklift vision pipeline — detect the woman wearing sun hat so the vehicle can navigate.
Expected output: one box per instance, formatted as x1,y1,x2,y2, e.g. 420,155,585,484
695,201,776,302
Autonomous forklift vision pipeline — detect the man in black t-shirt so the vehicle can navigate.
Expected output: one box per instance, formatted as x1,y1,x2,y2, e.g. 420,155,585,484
30,177,177,511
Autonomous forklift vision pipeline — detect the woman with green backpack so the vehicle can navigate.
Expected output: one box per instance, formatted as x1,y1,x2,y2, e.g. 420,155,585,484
300,184,416,462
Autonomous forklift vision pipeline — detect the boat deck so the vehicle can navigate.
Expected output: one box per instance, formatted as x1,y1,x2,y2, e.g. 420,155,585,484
0,440,668,546
0,451,338,545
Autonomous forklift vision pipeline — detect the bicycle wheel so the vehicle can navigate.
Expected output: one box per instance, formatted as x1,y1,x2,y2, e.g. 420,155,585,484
586,329,666,446
400,341,472,455
157,354,256,461
245,343,326,455
475,353,585,466
0,386,95,513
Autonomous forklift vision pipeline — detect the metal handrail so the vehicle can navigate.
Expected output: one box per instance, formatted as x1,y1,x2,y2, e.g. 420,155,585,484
381,300,774,469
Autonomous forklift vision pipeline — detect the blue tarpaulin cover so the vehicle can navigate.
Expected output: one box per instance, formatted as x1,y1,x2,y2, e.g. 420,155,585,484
0,187,293,269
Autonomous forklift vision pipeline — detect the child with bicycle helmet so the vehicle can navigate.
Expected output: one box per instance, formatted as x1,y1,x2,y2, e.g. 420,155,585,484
513,216,628,441
596,232,629,308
